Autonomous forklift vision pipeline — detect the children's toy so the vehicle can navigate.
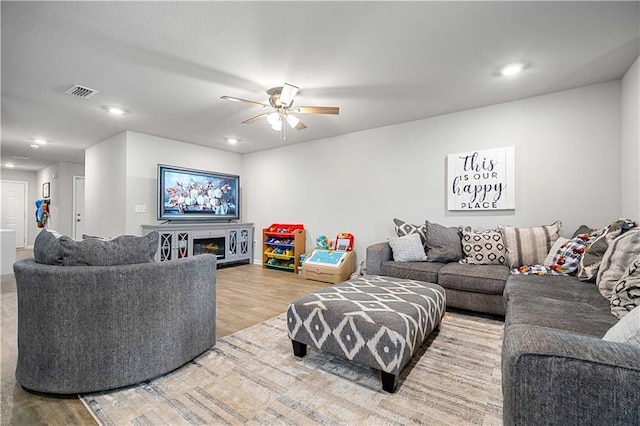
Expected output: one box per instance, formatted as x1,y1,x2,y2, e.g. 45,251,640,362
316,235,329,249
335,232,354,251
302,249,356,284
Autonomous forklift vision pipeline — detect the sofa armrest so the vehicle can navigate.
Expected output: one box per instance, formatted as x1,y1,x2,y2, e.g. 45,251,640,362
502,324,640,426
366,242,392,275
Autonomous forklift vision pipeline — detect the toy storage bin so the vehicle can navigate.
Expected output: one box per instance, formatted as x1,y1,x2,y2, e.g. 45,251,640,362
262,224,306,273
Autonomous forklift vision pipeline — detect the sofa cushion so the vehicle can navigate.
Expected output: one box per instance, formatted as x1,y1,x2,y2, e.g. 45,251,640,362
505,296,617,338
500,221,561,268
609,252,640,319
60,232,158,266
425,221,463,263
438,263,509,295
603,306,640,346
504,275,607,305
33,228,64,265
393,218,427,248
388,233,427,262
380,260,444,283
597,229,640,300
578,218,636,282
459,227,506,265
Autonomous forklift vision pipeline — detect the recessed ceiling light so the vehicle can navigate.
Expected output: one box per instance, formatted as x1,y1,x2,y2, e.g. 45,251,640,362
4,163,15,168
501,63,524,76
107,107,126,115
30,144,39,150
227,138,239,144
34,138,48,145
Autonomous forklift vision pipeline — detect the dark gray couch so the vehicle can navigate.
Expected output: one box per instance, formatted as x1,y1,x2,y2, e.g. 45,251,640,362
366,242,509,315
502,274,640,425
13,254,217,394
366,241,640,424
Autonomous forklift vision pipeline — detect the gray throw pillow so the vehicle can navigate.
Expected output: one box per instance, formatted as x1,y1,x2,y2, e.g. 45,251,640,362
425,221,463,263
388,233,427,262
33,228,64,265
60,231,158,266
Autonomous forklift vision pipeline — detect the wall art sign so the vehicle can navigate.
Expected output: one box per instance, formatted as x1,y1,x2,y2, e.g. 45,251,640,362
447,146,515,211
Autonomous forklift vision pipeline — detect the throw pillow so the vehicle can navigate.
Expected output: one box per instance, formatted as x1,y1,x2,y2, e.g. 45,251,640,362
499,221,561,268
602,306,640,347
609,252,640,319
578,218,637,282
60,231,159,266
547,231,601,275
597,229,640,300
393,218,427,248
425,221,463,263
388,233,428,262
33,228,64,265
459,227,506,265
542,237,569,267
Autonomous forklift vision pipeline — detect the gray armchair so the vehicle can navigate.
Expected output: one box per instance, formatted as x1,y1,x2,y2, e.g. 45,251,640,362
13,254,217,394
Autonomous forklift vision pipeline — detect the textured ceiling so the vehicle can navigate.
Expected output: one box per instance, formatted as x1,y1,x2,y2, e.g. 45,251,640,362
1,1,639,171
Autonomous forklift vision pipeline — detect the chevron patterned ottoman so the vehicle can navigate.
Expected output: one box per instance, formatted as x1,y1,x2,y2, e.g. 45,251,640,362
286,275,446,392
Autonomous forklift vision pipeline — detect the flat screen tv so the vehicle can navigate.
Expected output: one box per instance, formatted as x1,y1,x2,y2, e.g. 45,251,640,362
157,164,240,221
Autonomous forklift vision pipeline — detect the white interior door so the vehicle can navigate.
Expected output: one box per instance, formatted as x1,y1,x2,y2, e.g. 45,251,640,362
1,180,27,248
73,176,85,240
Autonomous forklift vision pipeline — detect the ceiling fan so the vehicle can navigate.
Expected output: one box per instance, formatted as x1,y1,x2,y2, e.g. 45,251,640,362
221,83,339,139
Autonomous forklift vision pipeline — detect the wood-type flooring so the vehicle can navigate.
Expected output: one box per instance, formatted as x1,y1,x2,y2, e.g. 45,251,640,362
1,250,328,425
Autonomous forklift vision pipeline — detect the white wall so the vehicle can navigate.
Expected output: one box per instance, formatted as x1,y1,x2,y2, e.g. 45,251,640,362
85,131,244,237
621,56,640,220
243,81,623,263
85,132,127,237
123,131,244,235
0,169,38,246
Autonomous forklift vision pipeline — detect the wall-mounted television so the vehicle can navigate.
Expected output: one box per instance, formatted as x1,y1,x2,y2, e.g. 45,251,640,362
157,164,240,221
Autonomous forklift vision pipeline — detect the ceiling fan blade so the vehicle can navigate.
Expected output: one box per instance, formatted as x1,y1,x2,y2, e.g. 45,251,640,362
279,83,299,106
220,96,269,108
294,120,307,130
241,113,268,124
294,106,339,115
285,114,307,130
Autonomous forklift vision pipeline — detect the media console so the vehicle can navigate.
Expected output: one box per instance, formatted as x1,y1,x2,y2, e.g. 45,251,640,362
141,222,254,266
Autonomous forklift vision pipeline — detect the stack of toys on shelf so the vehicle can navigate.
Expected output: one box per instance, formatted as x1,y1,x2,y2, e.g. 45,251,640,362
302,232,356,284
262,224,306,273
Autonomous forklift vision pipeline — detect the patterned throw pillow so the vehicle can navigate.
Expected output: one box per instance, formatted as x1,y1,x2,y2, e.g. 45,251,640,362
511,265,564,275
603,305,640,346
543,237,569,267
578,218,636,282
609,252,640,319
393,218,427,248
547,231,601,275
459,227,506,265
597,229,640,300
388,233,427,262
499,221,561,268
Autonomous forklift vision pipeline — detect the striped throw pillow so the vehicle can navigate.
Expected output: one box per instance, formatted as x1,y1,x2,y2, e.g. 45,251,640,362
597,229,640,300
500,221,561,268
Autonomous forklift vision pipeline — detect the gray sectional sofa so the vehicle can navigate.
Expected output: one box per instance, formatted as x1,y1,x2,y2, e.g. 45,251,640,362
366,235,640,425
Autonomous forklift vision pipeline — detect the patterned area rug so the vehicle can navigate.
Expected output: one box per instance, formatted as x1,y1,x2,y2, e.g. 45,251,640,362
81,311,503,425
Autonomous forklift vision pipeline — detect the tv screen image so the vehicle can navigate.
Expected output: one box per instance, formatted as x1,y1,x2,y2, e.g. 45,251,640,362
158,164,240,221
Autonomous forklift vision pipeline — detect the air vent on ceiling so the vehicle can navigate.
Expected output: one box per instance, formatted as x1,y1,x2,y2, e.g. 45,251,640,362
65,84,98,99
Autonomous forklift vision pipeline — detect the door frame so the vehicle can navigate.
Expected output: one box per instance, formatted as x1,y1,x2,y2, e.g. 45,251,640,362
0,179,28,248
72,175,85,240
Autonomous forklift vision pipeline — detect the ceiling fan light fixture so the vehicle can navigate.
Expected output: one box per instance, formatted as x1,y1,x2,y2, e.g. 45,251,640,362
267,112,281,126
270,121,282,132
286,114,300,128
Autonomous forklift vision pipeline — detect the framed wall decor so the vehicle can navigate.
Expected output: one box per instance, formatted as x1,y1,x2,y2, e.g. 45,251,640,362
447,147,515,211
42,182,50,198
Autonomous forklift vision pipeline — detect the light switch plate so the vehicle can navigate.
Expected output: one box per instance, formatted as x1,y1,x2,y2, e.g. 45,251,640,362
135,204,147,213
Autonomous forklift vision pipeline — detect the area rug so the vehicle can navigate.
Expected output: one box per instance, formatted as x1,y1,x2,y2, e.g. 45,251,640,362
81,311,503,425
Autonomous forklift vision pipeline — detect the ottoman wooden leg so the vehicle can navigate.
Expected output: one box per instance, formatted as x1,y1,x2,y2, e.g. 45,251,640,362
292,340,307,357
381,371,398,393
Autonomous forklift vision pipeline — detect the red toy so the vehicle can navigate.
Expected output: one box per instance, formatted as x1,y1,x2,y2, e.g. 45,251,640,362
335,232,354,251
